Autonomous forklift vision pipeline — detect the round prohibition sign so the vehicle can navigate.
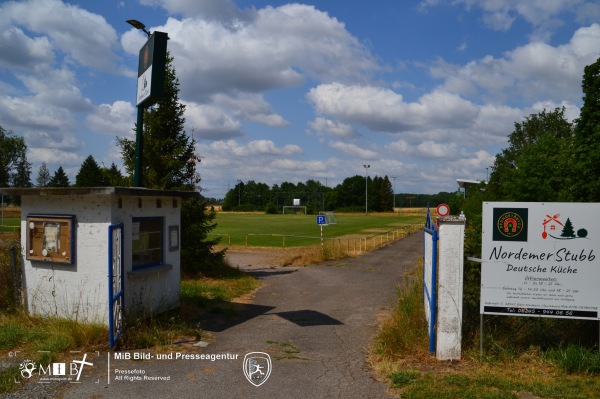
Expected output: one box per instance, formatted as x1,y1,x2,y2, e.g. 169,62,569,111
436,203,450,217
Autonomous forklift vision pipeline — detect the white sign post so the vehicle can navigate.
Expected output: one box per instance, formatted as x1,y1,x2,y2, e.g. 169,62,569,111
436,215,466,360
481,202,600,320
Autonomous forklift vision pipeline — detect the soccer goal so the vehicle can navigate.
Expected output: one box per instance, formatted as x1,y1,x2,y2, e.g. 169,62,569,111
319,211,338,225
282,206,307,214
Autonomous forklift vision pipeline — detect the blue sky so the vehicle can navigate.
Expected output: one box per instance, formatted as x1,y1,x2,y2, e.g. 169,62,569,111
1,0,599,199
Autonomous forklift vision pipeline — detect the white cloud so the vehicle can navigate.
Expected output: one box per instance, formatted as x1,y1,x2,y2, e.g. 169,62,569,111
307,83,480,133
0,27,54,69
1,0,122,72
308,117,359,138
118,3,379,141
452,0,600,40
184,103,243,140
86,101,136,137
211,92,288,127
432,24,600,104
149,4,377,101
140,0,254,22
328,141,378,159
28,146,83,165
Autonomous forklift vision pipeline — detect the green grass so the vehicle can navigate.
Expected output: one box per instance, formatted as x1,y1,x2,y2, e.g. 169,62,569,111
0,217,20,232
371,263,600,399
210,213,422,247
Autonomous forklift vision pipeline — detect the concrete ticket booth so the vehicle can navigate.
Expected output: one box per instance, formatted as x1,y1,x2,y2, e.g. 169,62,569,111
1,187,198,344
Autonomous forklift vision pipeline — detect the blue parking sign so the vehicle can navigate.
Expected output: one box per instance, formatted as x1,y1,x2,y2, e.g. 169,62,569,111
316,215,326,225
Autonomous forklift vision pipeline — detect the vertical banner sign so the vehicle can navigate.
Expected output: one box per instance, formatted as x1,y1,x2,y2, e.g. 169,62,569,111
136,31,168,107
481,202,600,320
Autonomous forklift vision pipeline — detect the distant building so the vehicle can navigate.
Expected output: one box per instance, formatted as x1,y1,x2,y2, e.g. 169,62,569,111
457,179,485,198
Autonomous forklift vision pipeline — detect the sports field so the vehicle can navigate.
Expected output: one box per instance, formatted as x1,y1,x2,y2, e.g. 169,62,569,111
209,213,424,247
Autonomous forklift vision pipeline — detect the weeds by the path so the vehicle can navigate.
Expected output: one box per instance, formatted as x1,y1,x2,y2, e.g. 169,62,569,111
371,265,600,399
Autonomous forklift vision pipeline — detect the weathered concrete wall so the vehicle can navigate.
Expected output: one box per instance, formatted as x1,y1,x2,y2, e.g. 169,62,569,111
436,216,465,360
21,195,110,324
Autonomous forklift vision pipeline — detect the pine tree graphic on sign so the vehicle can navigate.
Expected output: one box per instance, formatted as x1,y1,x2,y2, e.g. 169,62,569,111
561,218,576,238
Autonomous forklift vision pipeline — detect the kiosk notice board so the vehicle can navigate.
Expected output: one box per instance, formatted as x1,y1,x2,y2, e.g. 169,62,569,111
26,215,76,265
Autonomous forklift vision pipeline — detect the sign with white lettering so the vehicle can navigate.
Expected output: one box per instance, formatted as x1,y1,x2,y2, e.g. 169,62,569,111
481,202,600,320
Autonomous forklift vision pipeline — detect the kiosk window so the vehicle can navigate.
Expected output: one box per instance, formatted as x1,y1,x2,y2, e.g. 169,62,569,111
132,217,163,268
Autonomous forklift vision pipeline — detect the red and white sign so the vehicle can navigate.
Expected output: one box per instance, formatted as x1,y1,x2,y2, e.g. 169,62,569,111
436,203,450,217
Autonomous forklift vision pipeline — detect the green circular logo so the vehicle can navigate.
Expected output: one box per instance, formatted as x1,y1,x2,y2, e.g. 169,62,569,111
497,212,524,238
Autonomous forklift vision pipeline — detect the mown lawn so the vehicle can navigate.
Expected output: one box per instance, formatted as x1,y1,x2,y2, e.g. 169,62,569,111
209,213,423,247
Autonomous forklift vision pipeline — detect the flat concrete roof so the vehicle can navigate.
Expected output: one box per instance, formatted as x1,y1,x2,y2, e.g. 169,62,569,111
0,186,200,199
456,179,485,188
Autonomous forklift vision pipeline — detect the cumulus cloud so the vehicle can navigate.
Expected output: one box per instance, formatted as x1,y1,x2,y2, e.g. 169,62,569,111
448,0,600,40
86,101,136,137
145,4,378,101
1,0,122,72
328,141,378,159
140,0,255,22
307,83,480,133
0,27,54,69
432,24,600,104
308,117,359,138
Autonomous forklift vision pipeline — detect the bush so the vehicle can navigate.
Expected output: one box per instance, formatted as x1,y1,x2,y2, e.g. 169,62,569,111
180,197,225,278
0,240,21,312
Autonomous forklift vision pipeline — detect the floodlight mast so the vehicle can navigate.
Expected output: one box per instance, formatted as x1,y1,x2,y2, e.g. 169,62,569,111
363,164,370,215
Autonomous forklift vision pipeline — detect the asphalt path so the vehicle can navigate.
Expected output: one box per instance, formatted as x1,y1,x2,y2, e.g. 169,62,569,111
55,232,423,399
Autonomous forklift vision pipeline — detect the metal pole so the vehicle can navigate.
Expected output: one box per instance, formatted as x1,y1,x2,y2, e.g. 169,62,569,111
363,164,370,215
320,225,324,253
11,246,19,307
133,105,144,187
480,314,483,359
392,176,396,211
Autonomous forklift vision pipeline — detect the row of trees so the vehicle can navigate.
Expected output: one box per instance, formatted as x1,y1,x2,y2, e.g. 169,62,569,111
222,176,458,214
222,175,399,213
0,151,128,195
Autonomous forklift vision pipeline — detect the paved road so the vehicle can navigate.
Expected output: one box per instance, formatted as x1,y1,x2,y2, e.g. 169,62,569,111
56,232,422,398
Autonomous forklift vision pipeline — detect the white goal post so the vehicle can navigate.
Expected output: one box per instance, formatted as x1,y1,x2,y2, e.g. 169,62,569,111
319,211,337,225
283,206,307,214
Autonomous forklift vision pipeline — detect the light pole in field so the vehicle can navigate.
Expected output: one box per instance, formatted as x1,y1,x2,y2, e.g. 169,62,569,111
392,176,396,211
363,164,370,215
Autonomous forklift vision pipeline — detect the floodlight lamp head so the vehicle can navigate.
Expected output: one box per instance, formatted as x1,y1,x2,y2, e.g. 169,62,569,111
126,19,151,37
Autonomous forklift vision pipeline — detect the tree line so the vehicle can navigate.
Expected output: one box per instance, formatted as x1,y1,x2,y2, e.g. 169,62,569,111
222,176,457,213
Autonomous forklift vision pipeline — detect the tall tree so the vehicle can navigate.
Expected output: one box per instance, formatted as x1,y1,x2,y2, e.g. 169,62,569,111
101,163,128,187
36,162,51,187
117,54,198,190
0,126,27,187
75,155,108,187
117,53,220,276
569,57,600,201
11,156,32,188
48,166,71,187
487,108,574,202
